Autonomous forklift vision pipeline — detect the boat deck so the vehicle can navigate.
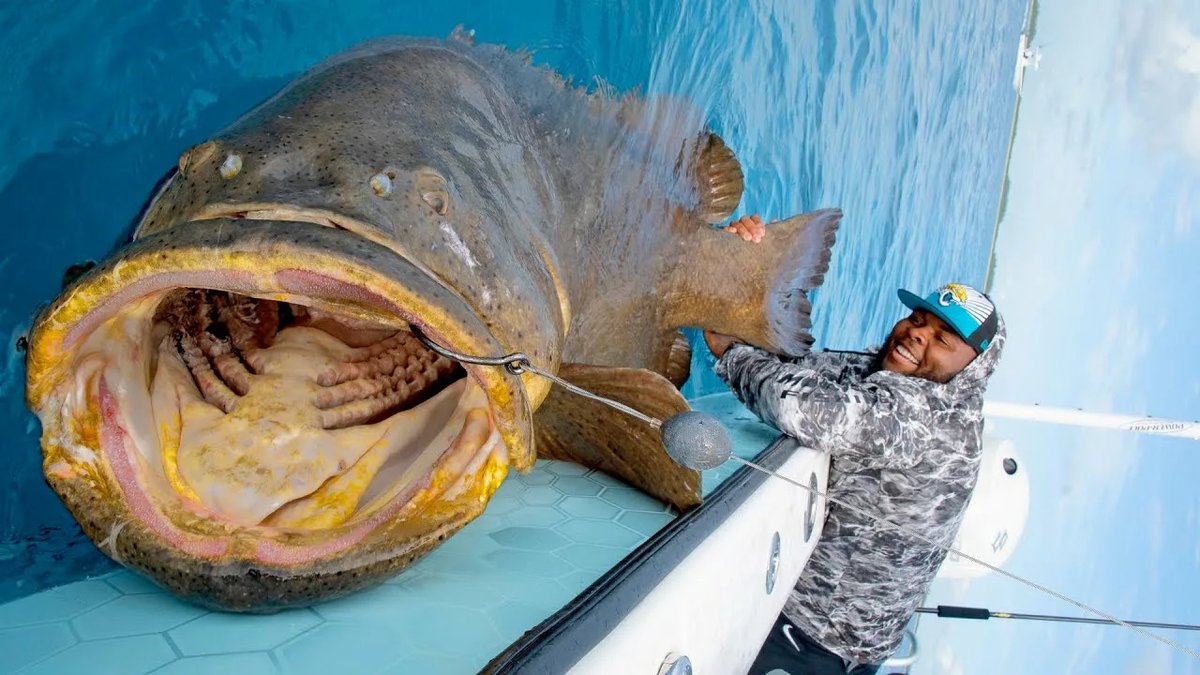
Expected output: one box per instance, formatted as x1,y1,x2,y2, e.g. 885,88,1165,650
0,393,782,675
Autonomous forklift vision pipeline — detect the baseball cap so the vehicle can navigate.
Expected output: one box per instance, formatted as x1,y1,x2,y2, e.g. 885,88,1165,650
897,283,998,354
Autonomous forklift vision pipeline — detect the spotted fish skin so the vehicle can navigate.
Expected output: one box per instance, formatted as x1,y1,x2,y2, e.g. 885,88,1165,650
24,29,843,612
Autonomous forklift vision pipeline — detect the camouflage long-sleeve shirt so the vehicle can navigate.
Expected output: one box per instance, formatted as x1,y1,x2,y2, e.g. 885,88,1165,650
714,316,1005,666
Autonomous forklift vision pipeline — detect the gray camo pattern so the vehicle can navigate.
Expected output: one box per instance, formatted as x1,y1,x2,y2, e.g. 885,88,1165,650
715,313,1006,665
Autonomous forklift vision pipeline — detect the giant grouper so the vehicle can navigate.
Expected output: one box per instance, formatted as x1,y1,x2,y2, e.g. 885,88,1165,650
23,28,842,612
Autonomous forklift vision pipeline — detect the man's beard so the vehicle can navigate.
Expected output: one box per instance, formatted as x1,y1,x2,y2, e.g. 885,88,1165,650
870,334,893,373
872,334,953,384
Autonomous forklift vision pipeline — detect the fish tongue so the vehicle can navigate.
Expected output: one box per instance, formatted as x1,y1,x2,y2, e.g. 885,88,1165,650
161,338,388,524
263,378,474,529
174,398,389,525
144,319,378,524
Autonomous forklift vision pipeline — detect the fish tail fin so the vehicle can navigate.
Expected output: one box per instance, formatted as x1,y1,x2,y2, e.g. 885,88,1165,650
692,130,744,224
664,208,842,357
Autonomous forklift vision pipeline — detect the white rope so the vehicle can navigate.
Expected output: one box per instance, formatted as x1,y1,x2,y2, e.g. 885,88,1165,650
730,455,1200,660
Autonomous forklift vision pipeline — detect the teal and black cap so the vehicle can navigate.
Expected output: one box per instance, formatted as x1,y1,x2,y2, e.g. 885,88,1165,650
897,283,998,354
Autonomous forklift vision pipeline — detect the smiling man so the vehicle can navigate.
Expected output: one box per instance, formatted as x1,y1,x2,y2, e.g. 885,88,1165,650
704,263,1006,674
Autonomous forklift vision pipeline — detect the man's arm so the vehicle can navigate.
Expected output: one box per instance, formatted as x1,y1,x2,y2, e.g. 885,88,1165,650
714,343,926,469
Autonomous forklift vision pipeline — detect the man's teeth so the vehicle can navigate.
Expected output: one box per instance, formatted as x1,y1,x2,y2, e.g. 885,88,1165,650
896,344,919,366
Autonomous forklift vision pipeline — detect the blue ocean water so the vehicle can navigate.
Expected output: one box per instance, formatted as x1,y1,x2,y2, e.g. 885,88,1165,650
0,0,1024,603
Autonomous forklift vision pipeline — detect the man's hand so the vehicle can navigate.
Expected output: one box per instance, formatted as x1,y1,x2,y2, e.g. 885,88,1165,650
721,214,770,243
703,331,741,359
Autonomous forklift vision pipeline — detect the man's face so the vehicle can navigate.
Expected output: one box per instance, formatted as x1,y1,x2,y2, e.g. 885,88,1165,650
880,308,976,383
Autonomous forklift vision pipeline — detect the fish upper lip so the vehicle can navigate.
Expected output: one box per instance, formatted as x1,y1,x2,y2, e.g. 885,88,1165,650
182,203,479,322
189,203,348,232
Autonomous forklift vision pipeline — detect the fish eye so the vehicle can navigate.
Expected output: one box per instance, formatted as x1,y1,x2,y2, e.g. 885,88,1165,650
416,170,451,215
422,191,448,215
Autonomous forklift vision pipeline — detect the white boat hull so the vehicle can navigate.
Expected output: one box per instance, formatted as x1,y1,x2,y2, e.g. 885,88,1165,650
566,439,830,675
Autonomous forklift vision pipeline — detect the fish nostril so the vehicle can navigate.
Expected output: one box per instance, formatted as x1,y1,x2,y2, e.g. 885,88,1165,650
179,141,218,176
220,154,243,179
370,172,394,197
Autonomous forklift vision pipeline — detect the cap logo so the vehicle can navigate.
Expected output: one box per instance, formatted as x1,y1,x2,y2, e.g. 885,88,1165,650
938,283,969,307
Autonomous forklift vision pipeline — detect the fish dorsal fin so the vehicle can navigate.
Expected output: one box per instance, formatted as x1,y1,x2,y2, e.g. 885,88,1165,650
693,130,744,224
611,95,743,224
532,363,702,510
448,24,477,45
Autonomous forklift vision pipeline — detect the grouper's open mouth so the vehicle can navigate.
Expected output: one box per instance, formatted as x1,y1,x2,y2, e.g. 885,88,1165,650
25,218,533,568
94,288,494,533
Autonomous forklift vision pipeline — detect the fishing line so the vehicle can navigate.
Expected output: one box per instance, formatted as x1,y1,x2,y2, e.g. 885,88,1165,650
410,327,1200,660
411,327,665,429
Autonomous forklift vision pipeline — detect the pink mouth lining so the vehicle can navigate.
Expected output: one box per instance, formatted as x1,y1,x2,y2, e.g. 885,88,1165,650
64,271,257,351
99,376,231,558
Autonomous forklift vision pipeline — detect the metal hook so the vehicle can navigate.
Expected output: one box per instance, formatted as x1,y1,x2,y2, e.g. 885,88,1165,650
410,326,531,376
408,325,664,429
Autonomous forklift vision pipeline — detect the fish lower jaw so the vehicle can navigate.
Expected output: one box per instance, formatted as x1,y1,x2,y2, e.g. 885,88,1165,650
40,284,510,564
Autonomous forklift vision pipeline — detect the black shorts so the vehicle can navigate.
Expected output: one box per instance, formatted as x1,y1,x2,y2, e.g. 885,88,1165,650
746,613,882,675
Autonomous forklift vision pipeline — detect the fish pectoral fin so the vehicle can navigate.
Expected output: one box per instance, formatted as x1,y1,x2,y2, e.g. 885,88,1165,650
532,363,702,511
665,208,842,358
693,129,744,224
